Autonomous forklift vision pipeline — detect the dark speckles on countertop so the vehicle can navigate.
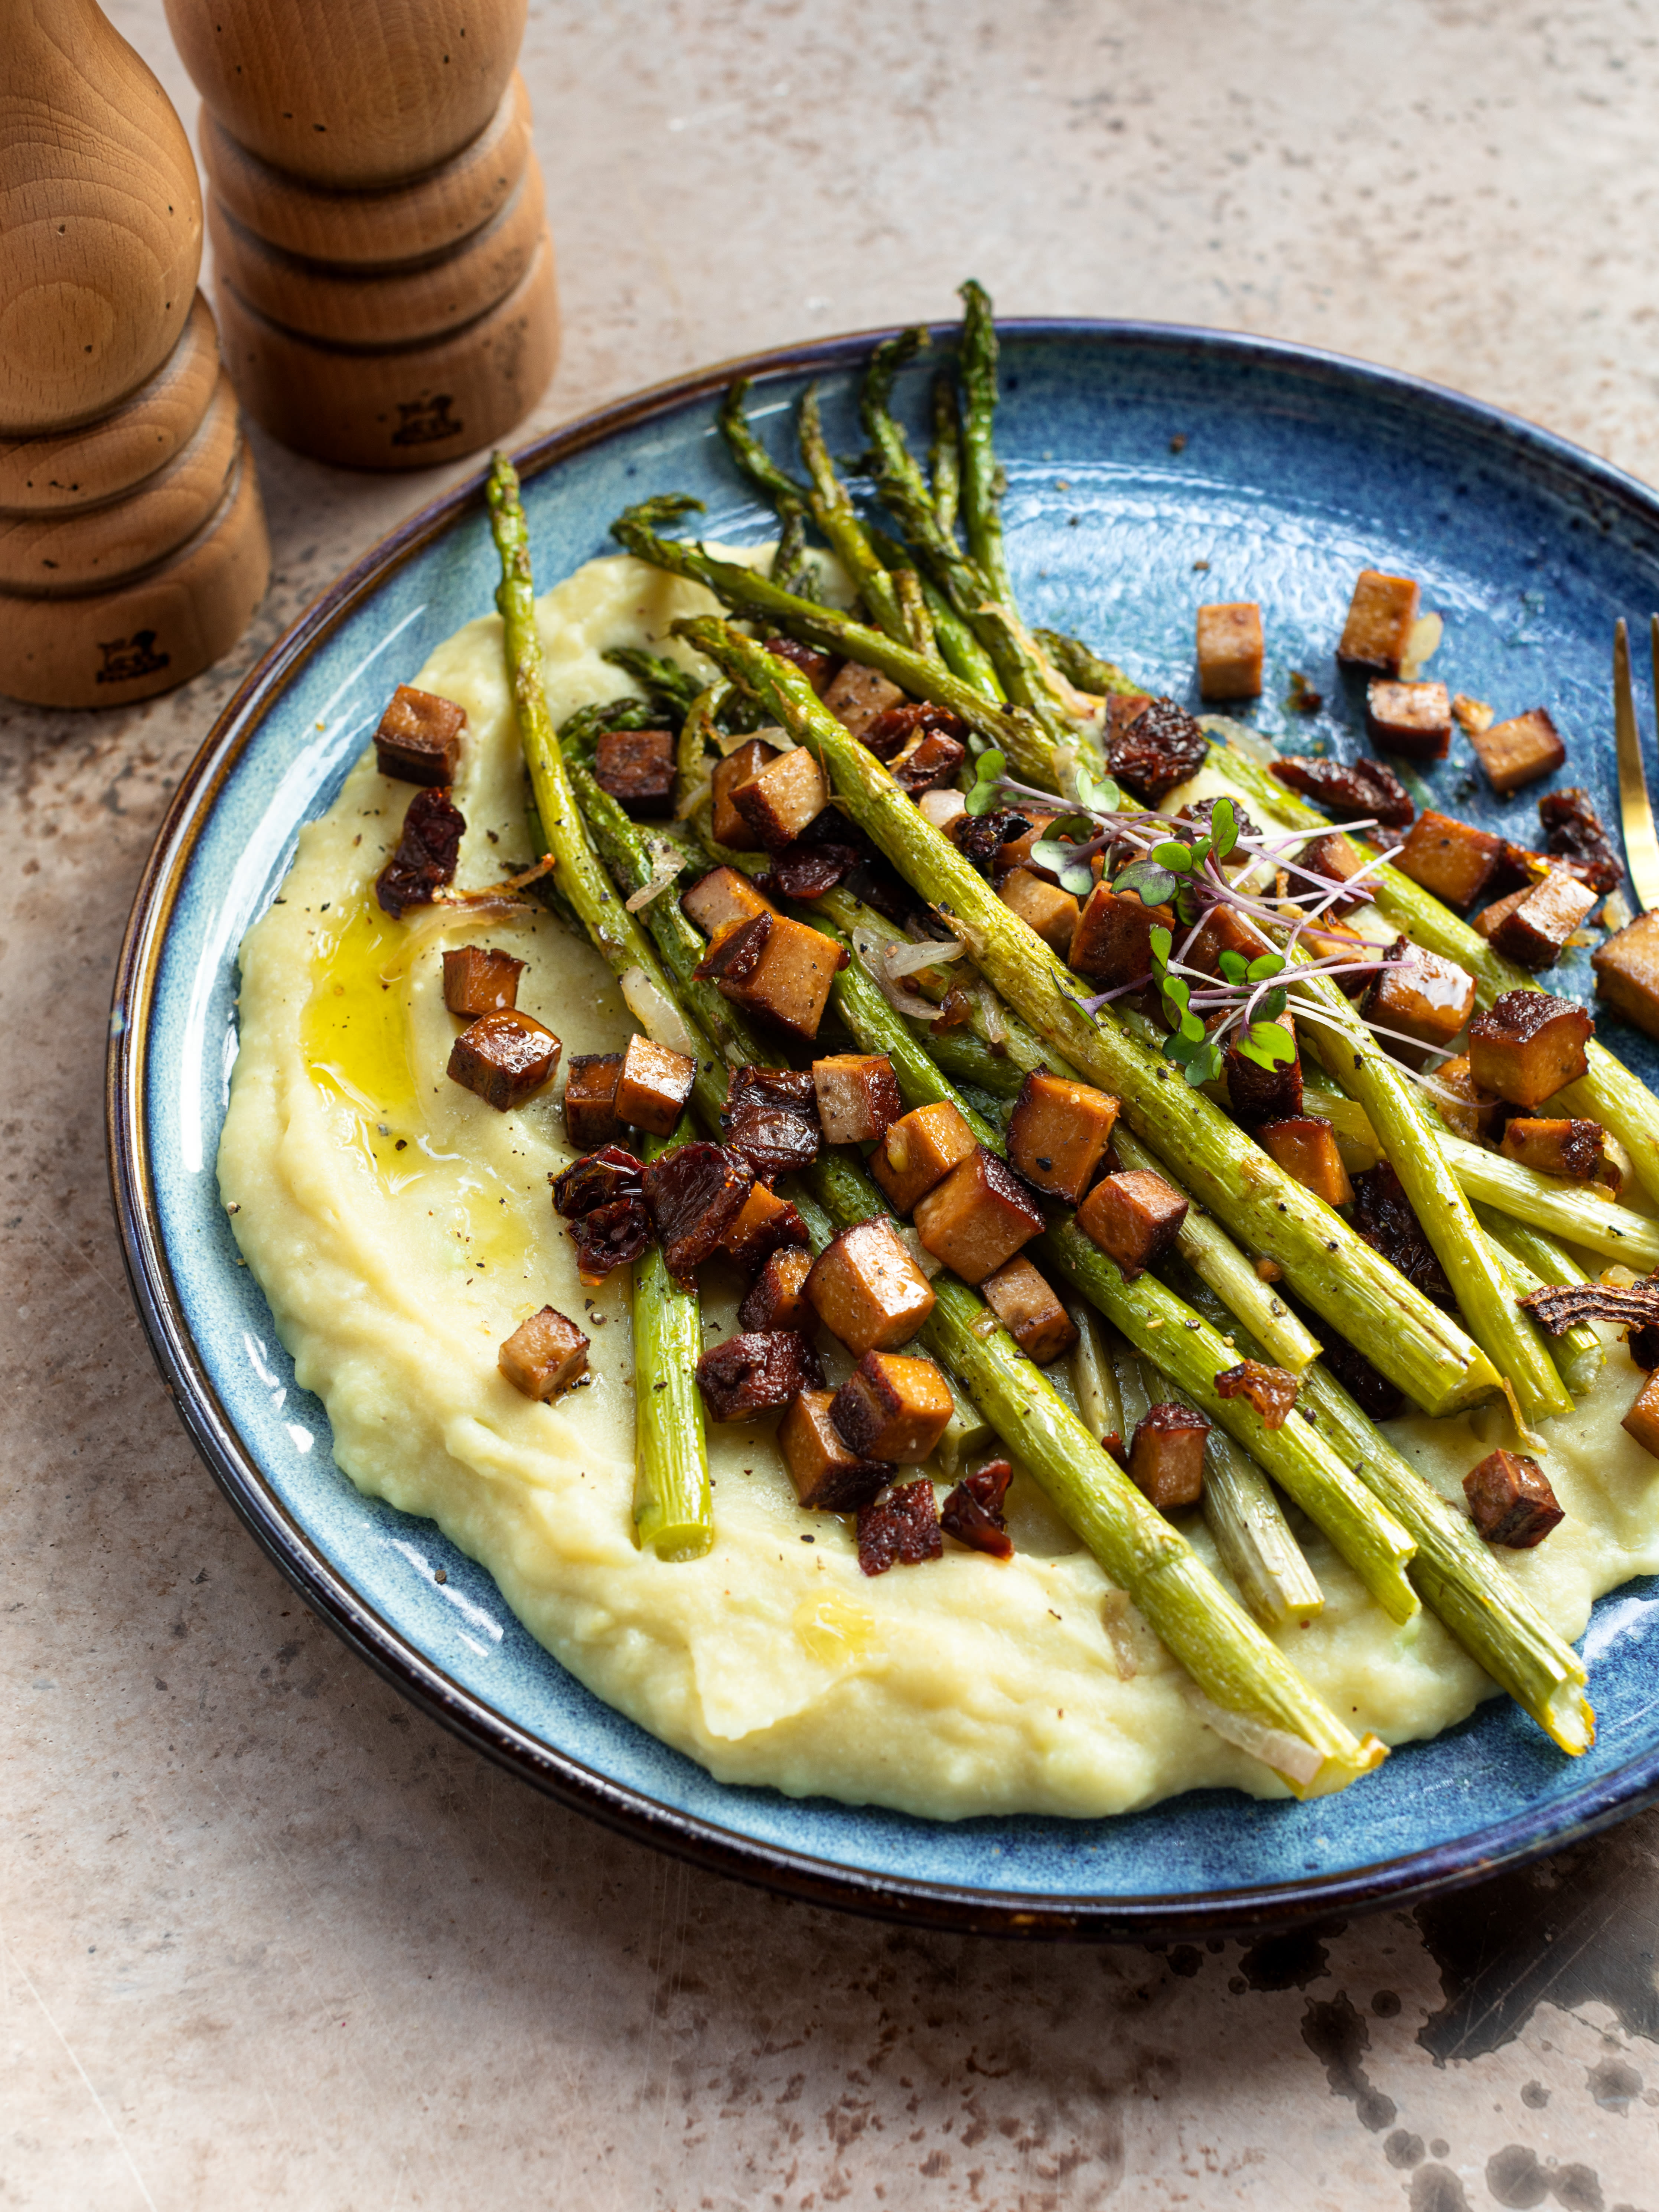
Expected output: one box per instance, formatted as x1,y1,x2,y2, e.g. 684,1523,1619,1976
9,0,1659,2204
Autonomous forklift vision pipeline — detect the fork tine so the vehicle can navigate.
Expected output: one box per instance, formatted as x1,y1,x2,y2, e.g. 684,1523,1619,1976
1613,617,1659,914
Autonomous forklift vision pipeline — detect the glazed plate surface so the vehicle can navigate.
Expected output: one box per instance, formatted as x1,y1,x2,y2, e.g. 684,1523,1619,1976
110,320,1659,1937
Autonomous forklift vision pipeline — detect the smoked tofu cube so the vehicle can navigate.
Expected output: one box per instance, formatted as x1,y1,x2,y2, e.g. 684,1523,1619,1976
738,1246,814,1333
594,727,675,816
778,1389,894,1511
830,1351,955,1463
694,911,847,1042
732,745,830,850
871,1100,978,1213
1397,810,1503,910
1624,1369,1659,1461
822,661,907,739
1498,1117,1609,1181
913,1149,1046,1283
447,1010,561,1111
721,1182,811,1271
562,1053,622,1149
1186,902,1273,976
1223,1014,1302,1125
1076,1168,1189,1279
681,865,777,938
374,683,466,785
1337,569,1421,676
1594,908,1659,1040
1470,707,1567,795
441,943,524,1019
1000,866,1082,955
711,738,780,848
1462,1448,1564,1547
1365,679,1452,761
765,635,835,692
1430,1054,1502,1143
805,1218,936,1353
1295,829,1372,914
1196,601,1264,700
1006,1071,1119,1204
813,1053,903,1145
1483,872,1598,970
1467,990,1593,1108
614,1032,697,1136
980,1255,1079,1364
696,1331,822,1422
498,1305,589,1401
1256,1116,1354,1205
1068,885,1169,987
1362,939,1476,1056
1128,1403,1210,1512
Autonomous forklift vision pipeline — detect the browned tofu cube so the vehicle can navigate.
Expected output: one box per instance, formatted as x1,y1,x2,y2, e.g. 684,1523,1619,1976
1362,939,1476,1056
765,635,835,693
594,727,675,816
1397,810,1504,910
563,1053,622,1148
813,1053,903,1145
721,1181,811,1272
1005,1071,1120,1204
805,1218,936,1354
614,1032,697,1136
1470,884,1529,943
1452,693,1495,735
822,660,907,739
1256,1116,1354,1205
1196,601,1264,700
913,1149,1046,1284
1594,908,1659,1040
1300,918,1383,995
1186,902,1273,976
498,1305,589,1401
447,1009,561,1112
711,738,780,849
681,865,777,937
1365,679,1452,761
732,746,829,851
1624,1368,1659,1460
1498,1117,1608,1181
441,943,524,1019
738,1245,814,1334
1337,569,1421,675
1430,1053,1502,1143
1076,1168,1190,1279
1467,990,1593,1109
1068,884,1169,986
1128,1403,1210,1512
696,1330,822,1422
778,1390,894,1512
1000,866,1082,956
375,683,466,785
830,1351,955,1463
1223,1015,1302,1125
980,1255,1079,1364
1484,872,1598,970
1471,707,1567,795
1295,829,1372,915
870,1100,978,1213
693,911,847,1042
1462,1448,1565,1548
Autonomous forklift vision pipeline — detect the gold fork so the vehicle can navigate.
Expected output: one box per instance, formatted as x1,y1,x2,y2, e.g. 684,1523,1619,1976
1613,616,1659,913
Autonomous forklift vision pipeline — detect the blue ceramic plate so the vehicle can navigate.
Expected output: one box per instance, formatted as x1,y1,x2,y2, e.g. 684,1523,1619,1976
110,321,1659,1938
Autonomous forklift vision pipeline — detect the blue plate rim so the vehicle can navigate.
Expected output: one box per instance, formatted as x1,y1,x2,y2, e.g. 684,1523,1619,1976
107,314,1659,1940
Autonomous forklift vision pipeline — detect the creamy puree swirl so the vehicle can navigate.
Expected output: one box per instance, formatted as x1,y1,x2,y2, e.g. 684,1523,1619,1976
218,553,1659,1820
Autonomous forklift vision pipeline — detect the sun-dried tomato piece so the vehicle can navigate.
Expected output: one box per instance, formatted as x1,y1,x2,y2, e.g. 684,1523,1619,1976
1214,1359,1300,1430
1321,1332,1404,1422
568,1195,654,1280
764,636,836,693
857,1477,943,1576
1269,754,1415,829
551,1144,644,1219
641,1142,754,1284
1104,697,1209,805
1350,1161,1453,1307
952,808,1032,871
756,839,861,902
940,1455,1015,1560
719,1066,822,1181
375,787,466,916
695,1330,824,1421
861,701,969,761
1538,787,1624,895
1522,1277,1659,1337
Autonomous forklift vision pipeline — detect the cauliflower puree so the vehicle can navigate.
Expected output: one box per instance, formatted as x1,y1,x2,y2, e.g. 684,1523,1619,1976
218,554,1659,1820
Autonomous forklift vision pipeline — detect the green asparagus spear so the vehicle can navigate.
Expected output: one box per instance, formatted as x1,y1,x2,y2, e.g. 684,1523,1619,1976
957,278,1014,608
1199,1421,1326,1631
867,525,1006,698
1474,1206,1605,1399
675,614,1500,1417
633,1119,714,1559
1033,626,1145,699
602,645,704,718
796,384,909,643
929,371,962,536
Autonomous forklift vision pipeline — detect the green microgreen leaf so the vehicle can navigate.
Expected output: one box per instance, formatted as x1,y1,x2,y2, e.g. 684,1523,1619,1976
1210,797,1238,860
1259,985,1289,1022
1075,768,1123,815
1217,949,1249,985
1151,840,1194,872
1148,926,1173,963
1246,951,1286,982
1114,859,1179,907
1235,1018,1298,1071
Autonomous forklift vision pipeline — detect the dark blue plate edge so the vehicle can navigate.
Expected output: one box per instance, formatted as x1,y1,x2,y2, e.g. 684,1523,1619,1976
105,314,1659,1943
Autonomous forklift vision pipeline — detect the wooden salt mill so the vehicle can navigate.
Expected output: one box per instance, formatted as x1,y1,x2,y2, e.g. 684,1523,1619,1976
166,0,559,471
0,0,270,709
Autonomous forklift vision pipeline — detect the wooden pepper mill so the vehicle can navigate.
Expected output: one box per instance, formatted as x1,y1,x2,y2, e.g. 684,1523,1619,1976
165,0,560,471
0,0,270,708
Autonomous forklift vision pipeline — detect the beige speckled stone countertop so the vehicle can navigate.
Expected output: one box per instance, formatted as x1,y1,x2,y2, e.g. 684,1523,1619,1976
5,3,1659,2204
